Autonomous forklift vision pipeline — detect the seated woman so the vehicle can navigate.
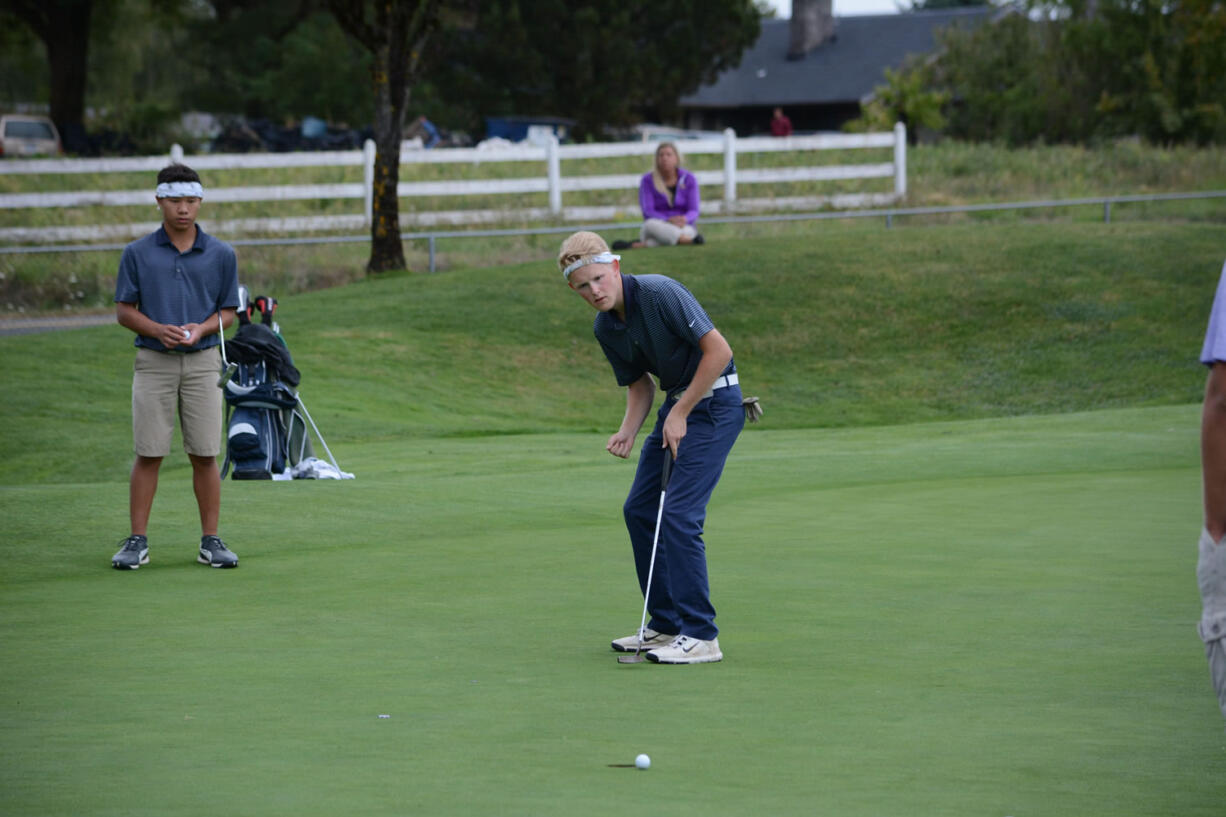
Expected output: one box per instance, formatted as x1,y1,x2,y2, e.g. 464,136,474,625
613,142,704,249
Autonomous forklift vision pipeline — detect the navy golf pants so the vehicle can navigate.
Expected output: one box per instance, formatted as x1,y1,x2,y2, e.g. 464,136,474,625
624,384,744,641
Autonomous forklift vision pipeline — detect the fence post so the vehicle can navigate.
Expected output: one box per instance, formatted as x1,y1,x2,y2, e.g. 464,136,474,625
1104,201,1111,223
547,135,562,216
170,143,184,163
363,139,376,228
893,122,907,199
723,128,737,212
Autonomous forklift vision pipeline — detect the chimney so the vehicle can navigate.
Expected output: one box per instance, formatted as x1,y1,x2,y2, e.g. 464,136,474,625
787,0,835,61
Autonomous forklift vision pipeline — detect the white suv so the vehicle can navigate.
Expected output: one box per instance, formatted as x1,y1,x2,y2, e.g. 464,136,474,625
0,114,62,157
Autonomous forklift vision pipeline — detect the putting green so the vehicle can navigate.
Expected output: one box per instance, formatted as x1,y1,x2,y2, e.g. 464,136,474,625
0,405,1220,816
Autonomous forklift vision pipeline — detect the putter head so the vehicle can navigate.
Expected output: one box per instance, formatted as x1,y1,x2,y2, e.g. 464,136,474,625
217,362,238,388
617,642,648,664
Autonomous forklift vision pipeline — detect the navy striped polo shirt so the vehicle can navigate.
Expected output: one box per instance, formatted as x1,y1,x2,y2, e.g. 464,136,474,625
593,273,734,394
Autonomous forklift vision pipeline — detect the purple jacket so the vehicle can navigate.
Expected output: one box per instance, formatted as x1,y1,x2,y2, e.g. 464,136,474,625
638,168,701,225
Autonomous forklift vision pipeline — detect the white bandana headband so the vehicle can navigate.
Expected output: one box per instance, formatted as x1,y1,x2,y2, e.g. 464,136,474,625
563,252,620,281
156,181,204,199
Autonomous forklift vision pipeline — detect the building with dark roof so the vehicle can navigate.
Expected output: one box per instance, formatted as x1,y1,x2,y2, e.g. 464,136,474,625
679,3,994,135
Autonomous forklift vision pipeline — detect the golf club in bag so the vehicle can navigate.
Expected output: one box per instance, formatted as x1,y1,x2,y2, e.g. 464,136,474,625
618,449,675,664
215,287,242,388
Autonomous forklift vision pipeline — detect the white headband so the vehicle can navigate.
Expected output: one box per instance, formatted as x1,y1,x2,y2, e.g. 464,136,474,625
156,181,204,199
563,252,620,281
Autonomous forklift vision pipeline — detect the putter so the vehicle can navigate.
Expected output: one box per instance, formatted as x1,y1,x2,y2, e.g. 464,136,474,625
617,449,674,664
215,308,238,388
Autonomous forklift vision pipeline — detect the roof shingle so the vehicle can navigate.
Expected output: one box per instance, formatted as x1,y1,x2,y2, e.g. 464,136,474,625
680,9,994,109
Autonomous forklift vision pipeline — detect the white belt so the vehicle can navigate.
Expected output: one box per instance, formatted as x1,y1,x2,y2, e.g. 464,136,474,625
675,372,738,401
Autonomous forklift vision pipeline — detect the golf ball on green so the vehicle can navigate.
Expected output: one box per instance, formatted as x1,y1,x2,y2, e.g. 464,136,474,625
635,753,650,770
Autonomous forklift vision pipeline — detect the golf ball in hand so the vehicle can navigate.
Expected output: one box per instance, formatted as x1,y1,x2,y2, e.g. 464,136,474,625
635,753,651,770
182,330,191,340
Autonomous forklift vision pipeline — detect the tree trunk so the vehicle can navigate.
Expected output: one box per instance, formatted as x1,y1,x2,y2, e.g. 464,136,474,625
46,4,92,154
7,0,93,154
367,37,410,273
327,0,441,274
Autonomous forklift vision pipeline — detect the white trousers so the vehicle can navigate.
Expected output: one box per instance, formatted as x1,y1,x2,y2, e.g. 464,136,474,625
640,218,697,247
1198,527,1226,721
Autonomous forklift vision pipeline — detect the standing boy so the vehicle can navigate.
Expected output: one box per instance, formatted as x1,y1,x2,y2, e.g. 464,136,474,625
111,163,240,570
558,230,744,664
1198,258,1226,718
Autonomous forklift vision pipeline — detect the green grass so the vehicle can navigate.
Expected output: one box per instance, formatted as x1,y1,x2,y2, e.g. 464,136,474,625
1,221,1219,484
0,410,1219,816
909,140,1226,203
2,223,1224,815
4,205,1225,319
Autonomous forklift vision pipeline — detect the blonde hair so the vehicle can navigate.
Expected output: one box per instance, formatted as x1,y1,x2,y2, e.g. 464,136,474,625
651,142,686,204
557,231,610,274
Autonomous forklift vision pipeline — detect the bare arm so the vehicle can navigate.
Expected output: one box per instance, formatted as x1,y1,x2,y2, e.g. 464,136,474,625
606,374,656,459
1203,363,1226,540
662,328,734,459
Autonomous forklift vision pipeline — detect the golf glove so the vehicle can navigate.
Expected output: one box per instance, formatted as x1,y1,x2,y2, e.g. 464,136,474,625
742,396,763,423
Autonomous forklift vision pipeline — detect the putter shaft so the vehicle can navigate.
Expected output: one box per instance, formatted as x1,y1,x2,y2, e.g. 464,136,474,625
618,451,673,663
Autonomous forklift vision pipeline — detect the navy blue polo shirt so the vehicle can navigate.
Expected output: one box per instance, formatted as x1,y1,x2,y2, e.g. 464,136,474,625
115,225,240,352
593,273,734,394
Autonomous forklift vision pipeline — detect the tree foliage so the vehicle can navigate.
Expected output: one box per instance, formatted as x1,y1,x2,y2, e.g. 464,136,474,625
0,0,109,151
0,7,49,108
886,0,1226,144
186,0,374,126
428,0,762,140
844,61,949,141
5,0,761,155
1,0,207,153
1078,0,1226,143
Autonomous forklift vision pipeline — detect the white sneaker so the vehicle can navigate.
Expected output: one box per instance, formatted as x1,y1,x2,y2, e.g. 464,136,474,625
646,635,722,664
611,628,678,653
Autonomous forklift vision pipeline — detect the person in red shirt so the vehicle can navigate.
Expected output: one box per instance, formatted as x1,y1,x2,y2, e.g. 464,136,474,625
770,107,793,137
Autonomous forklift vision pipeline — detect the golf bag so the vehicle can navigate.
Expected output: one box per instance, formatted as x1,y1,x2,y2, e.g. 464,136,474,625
221,358,300,479
220,297,305,480
220,291,349,480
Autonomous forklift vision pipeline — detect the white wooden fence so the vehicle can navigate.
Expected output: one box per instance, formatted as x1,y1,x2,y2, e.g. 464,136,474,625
0,124,906,245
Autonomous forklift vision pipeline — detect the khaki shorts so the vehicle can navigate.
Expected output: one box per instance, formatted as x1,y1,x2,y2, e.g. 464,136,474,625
132,347,223,458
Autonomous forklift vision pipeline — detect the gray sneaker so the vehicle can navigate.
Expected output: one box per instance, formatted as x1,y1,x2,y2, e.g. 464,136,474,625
611,628,678,653
198,535,238,568
111,535,149,570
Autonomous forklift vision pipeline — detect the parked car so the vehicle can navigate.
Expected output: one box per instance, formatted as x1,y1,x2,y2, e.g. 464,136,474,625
0,114,62,157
